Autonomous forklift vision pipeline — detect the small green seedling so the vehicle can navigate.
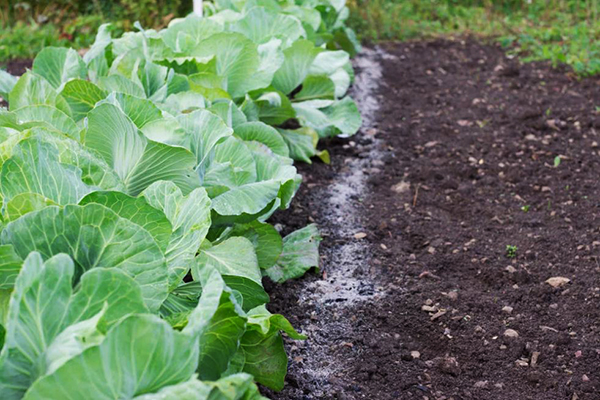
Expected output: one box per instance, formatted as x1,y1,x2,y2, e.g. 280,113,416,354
554,156,561,167
521,205,530,212
477,119,490,128
506,245,518,258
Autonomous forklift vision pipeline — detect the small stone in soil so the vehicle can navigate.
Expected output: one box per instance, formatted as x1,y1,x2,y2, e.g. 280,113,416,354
419,270,440,279
504,329,519,338
531,351,540,367
545,276,570,287
434,356,461,376
391,181,410,193
430,310,447,321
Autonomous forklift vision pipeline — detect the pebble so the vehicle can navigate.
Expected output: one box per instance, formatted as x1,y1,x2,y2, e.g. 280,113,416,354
419,271,441,280
391,181,410,193
502,306,513,314
434,356,461,376
531,351,540,367
504,329,519,338
430,310,447,321
474,381,488,388
582,374,590,382
411,351,421,359
506,265,516,273
546,277,570,288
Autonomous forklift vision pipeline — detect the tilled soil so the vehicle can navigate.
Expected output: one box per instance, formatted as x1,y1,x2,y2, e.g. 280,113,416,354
266,39,600,400
3,58,32,76
1,59,32,107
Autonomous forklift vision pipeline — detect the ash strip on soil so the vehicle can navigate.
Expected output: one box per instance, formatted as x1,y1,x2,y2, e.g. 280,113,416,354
300,47,387,307
268,39,600,400
265,48,391,399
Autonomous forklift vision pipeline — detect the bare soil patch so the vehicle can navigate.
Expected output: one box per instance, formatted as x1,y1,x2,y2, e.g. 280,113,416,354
3,58,32,76
267,39,600,400
1,58,32,107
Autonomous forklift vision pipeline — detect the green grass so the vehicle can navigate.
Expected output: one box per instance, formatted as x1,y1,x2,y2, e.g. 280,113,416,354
0,0,192,64
348,0,600,76
0,16,102,64
0,22,65,62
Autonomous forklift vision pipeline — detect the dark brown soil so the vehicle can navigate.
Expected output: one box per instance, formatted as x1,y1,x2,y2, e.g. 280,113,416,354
266,39,600,400
3,58,32,76
1,58,32,107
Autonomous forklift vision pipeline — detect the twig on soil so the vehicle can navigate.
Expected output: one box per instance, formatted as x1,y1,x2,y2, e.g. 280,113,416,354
419,270,440,280
413,184,420,207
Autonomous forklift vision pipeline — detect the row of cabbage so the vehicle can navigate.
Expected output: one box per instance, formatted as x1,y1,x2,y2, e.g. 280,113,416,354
0,0,361,398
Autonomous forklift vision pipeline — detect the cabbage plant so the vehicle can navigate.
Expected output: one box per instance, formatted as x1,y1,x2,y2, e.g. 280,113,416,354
0,0,360,397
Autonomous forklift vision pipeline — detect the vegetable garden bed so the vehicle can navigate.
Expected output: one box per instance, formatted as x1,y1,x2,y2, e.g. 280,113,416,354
2,2,600,399
267,39,600,399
